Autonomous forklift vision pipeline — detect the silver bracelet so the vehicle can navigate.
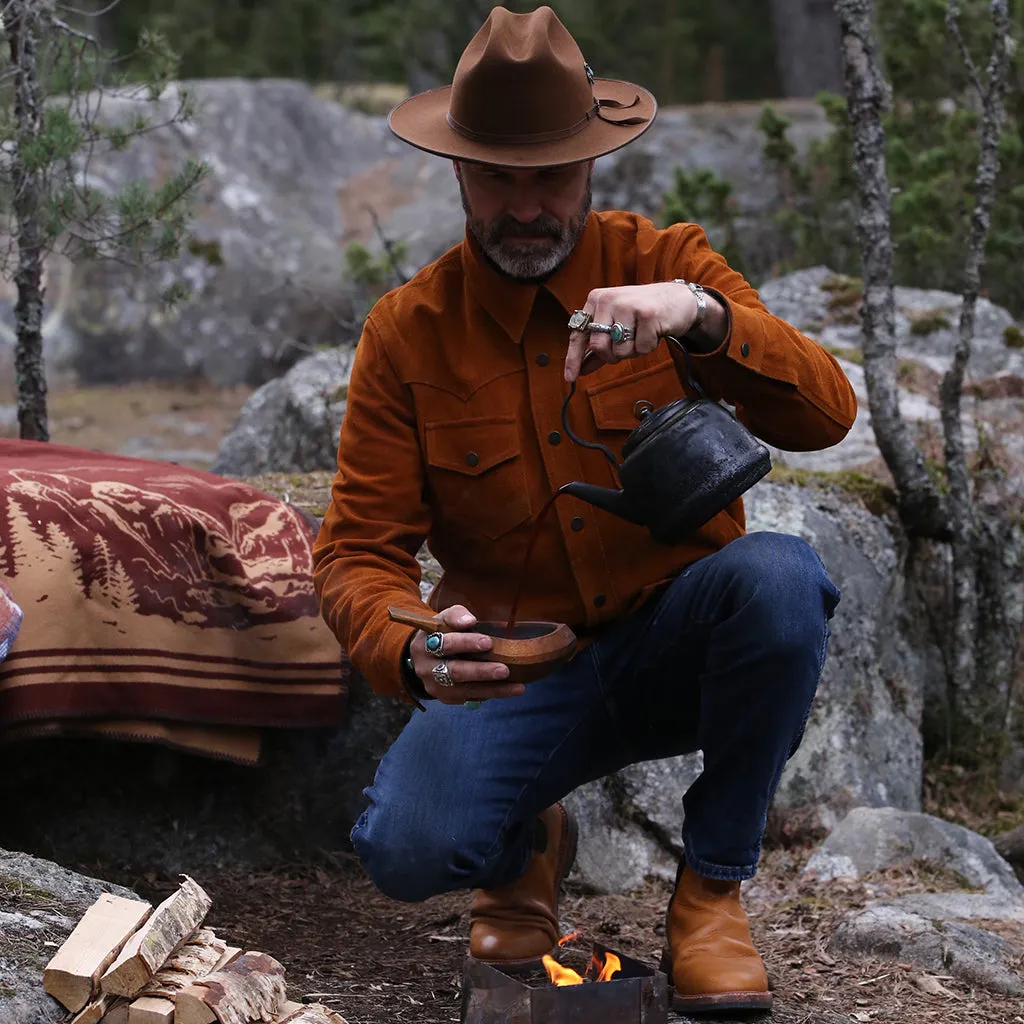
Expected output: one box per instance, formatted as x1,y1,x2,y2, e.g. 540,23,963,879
673,279,707,327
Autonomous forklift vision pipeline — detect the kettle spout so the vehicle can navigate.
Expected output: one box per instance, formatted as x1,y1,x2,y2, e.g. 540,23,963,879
557,481,648,527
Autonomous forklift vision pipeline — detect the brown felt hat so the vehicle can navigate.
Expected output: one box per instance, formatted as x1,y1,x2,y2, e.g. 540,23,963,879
387,5,657,168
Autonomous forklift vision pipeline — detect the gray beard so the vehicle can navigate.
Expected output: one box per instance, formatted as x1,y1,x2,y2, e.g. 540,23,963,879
460,178,592,282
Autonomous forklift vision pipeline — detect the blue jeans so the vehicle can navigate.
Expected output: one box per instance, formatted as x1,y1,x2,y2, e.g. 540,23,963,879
351,531,840,898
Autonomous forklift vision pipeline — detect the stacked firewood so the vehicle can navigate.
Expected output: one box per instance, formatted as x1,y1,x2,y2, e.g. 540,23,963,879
42,876,346,1024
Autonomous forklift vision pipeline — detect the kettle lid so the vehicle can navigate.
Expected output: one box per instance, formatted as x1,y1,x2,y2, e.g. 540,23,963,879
621,398,697,459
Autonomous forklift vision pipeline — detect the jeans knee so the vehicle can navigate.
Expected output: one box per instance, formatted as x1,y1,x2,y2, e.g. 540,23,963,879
350,802,501,902
732,532,837,619
350,808,447,902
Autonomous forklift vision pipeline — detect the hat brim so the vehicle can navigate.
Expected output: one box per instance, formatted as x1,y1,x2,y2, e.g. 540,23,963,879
387,78,657,168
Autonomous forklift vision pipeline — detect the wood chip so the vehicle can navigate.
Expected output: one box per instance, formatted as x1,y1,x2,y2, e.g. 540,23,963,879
275,1003,349,1024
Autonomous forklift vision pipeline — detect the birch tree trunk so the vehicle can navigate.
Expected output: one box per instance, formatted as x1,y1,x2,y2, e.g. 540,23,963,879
5,0,49,441
939,0,1014,753
836,0,1020,765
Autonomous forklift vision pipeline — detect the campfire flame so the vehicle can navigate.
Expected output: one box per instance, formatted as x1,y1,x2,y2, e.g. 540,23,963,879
541,942,622,987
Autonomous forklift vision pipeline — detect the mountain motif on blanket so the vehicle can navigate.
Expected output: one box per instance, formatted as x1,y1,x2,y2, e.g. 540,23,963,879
0,469,317,628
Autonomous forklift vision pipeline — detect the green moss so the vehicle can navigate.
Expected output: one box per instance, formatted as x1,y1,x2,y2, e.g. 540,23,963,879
822,273,863,294
0,875,55,902
909,311,952,335
822,342,864,365
1004,324,1024,348
767,467,898,517
331,384,348,403
822,275,864,317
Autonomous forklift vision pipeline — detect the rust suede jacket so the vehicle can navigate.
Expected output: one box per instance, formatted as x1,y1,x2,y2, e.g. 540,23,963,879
312,211,858,702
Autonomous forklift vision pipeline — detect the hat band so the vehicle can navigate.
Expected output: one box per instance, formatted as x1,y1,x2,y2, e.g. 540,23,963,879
446,101,600,146
446,93,649,147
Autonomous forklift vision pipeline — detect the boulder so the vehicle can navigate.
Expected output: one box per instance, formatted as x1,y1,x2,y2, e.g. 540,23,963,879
756,266,1024,481
566,477,935,894
804,807,1024,900
0,848,136,1024
828,899,1024,996
212,347,354,476
0,80,398,388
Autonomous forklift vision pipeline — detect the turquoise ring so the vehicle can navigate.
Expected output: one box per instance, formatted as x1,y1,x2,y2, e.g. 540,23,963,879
609,321,633,345
425,631,444,655
464,700,483,710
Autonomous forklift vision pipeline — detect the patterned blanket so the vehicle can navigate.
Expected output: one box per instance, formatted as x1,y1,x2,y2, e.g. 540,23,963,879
0,440,346,764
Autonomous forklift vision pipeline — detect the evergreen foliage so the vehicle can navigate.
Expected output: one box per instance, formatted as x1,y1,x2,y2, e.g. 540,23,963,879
100,0,782,106
759,0,1024,313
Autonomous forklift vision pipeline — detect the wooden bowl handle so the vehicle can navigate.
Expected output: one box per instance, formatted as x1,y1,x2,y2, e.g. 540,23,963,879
387,606,445,632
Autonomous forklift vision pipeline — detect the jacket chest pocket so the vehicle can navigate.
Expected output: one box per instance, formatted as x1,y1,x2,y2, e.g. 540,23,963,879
424,416,532,540
586,360,685,439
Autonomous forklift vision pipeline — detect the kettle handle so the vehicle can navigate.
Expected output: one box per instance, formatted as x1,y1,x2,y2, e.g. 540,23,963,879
665,336,710,401
558,337,710,467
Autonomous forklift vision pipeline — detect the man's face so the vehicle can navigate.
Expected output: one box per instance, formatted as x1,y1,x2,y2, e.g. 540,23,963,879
456,159,593,281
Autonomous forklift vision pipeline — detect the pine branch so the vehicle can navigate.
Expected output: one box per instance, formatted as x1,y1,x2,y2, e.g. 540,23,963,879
945,1,984,98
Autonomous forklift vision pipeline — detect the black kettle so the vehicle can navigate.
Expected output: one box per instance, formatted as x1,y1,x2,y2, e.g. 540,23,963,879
557,338,771,545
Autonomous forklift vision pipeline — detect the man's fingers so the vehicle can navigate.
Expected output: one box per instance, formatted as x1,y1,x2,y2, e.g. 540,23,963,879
437,603,476,630
565,330,589,383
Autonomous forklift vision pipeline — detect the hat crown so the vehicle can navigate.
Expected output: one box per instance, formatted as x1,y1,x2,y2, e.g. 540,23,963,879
447,6,595,144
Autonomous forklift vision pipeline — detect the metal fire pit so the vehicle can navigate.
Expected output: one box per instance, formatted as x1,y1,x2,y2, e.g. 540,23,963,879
459,944,668,1024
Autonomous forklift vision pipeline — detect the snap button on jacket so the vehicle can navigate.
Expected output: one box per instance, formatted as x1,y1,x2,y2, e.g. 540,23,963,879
313,212,858,702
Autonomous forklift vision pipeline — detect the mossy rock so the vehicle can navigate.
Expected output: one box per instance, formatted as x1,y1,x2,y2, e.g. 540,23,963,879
767,466,898,518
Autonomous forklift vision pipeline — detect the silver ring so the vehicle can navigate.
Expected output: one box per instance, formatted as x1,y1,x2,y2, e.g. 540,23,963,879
568,309,593,331
425,630,445,656
431,659,455,687
610,321,634,344
585,322,615,335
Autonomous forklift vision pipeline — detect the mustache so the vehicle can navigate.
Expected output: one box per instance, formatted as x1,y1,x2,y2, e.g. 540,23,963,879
488,214,564,242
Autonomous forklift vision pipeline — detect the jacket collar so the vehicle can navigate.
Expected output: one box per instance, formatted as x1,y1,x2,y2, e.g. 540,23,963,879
461,213,603,343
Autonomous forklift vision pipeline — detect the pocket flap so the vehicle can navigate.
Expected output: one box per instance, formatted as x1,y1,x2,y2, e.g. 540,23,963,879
586,361,684,431
425,416,520,476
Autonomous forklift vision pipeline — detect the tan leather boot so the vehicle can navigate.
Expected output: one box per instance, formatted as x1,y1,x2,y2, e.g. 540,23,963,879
660,864,772,1013
469,803,578,971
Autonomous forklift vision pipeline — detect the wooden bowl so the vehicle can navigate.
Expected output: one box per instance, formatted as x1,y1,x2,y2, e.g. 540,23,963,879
387,606,578,684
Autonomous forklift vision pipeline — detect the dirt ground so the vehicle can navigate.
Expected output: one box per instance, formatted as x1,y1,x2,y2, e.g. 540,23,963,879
0,379,252,469
89,841,1021,1024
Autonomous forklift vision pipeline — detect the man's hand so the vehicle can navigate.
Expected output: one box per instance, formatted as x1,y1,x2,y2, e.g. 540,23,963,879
410,604,526,705
564,281,722,383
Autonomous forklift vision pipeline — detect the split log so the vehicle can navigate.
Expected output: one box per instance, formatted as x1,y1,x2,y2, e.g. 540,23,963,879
100,876,212,998
67,992,126,1024
174,951,287,1024
127,934,242,1024
43,893,153,1010
99,1000,129,1024
276,1003,350,1024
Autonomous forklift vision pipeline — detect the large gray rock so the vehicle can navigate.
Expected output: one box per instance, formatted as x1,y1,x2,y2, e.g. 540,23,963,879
212,347,354,476
756,266,1024,479
566,478,935,893
0,80,397,388
829,900,1024,996
804,807,1024,900
0,849,137,1024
